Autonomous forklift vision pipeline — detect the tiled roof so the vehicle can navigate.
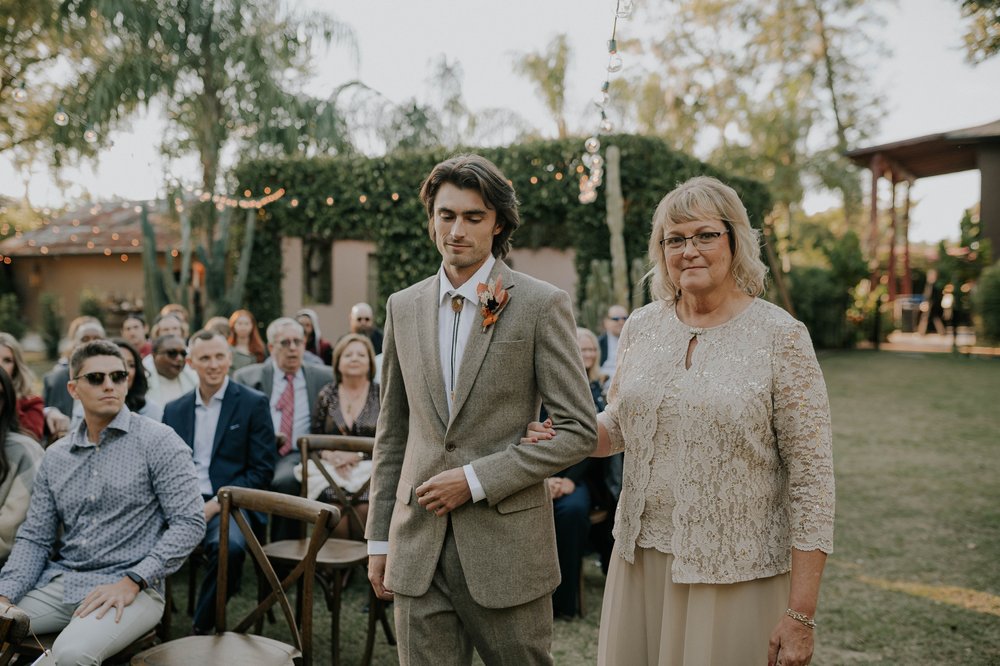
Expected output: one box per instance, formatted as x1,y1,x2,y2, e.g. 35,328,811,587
0,202,180,258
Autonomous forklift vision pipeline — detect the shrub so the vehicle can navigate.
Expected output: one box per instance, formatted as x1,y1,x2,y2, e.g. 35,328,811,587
40,293,63,360
787,266,853,348
0,293,25,340
973,260,1000,343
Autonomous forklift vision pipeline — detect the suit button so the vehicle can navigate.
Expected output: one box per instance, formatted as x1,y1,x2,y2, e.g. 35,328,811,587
445,443,456,452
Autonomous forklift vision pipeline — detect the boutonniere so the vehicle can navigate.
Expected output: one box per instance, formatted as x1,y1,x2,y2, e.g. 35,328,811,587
476,277,511,332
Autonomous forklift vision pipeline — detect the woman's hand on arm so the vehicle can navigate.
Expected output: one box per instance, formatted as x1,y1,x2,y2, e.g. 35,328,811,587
767,548,827,666
521,417,613,458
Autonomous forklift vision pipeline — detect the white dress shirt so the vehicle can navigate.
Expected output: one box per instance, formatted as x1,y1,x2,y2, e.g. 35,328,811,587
269,362,311,444
193,377,228,496
600,332,620,380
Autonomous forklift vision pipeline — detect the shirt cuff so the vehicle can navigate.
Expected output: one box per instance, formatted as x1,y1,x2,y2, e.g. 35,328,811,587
464,464,486,503
367,540,389,555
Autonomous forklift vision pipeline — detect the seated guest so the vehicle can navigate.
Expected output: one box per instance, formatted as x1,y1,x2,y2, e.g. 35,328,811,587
204,316,230,339
42,319,106,438
143,334,199,405
233,317,332,541
0,340,204,664
309,333,378,539
0,367,44,564
227,309,266,374
112,338,164,422
121,314,152,358
159,303,190,324
296,308,333,366
163,331,275,633
348,302,383,355
0,333,44,441
150,312,187,342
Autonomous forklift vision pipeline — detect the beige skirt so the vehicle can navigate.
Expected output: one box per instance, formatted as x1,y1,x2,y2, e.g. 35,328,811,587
597,547,790,666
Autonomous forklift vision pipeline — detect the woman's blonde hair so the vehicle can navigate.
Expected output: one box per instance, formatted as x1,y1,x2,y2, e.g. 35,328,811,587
331,333,376,384
575,327,605,384
646,176,768,302
0,333,37,399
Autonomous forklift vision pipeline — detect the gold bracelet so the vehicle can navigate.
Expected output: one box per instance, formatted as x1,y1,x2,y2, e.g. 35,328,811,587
785,608,817,629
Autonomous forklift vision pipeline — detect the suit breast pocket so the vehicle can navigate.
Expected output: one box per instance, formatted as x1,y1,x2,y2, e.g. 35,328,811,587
485,340,531,383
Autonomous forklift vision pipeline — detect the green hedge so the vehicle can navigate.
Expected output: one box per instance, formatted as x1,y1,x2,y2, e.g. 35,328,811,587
973,260,1000,343
233,135,773,326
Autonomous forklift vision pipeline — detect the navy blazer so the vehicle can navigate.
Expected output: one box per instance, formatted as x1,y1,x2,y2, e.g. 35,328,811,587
162,381,277,496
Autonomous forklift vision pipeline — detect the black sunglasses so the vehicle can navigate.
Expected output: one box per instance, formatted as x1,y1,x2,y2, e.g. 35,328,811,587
74,371,130,386
157,349,187,359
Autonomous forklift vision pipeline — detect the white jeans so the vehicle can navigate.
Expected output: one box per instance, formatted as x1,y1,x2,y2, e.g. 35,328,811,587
15,575,164,666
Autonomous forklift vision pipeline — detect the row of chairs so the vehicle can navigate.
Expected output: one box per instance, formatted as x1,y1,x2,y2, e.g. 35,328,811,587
0,435,395,666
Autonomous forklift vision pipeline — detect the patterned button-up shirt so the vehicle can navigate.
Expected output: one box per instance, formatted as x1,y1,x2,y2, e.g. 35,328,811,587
0,407,205,604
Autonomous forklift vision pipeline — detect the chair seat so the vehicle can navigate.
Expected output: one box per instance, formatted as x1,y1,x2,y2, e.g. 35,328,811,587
131,632,299,665
264,537,368,567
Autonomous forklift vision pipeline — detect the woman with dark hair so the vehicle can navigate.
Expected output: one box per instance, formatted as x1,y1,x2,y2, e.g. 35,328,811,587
111,338,163,422
0,332,44,441
0,366,44,564
227,309,266,373
295,308,333,365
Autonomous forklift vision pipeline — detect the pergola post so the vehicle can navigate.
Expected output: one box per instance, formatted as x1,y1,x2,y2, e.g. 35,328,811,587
868,154,881,286
902,180,913,296
888,174,898,302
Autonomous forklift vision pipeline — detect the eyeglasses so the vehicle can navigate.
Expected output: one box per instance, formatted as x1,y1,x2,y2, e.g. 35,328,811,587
607,316,628,322
354,317,371,322
277,338,305,349
660,230,729,253
74,371,130,386
157,349,187,359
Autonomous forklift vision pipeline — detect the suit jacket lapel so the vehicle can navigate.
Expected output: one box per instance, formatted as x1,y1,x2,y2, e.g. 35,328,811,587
416,276,450,428
213,382,237,455
450,261,516,422
261,363,274,396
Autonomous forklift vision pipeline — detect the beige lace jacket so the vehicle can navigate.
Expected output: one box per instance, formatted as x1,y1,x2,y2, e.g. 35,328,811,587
599,298,835,584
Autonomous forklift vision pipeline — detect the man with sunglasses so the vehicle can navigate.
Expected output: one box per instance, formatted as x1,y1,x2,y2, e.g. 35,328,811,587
233,317,332,540
349,302,384,355
144,334,198,405
0,340,205,664
598,304,629,380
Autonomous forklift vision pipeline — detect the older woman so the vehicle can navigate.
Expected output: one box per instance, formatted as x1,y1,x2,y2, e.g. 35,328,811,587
530,176,834,665
0,333,44,442
309,333,379,538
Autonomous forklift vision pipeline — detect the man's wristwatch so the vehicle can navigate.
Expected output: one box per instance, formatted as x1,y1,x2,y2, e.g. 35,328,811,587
125,571,148,591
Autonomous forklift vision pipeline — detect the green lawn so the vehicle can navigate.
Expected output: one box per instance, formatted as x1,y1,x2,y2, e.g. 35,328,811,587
83,351,1000,664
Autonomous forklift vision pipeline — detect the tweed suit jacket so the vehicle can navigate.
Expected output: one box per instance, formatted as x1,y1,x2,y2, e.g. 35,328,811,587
231,361,332,420
366,260,597,609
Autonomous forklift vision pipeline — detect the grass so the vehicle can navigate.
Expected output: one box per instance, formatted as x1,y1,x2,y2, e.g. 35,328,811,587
30,351,1000,664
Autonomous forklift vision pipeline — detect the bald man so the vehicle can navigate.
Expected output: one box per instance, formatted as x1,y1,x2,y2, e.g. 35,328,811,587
349,302,383,355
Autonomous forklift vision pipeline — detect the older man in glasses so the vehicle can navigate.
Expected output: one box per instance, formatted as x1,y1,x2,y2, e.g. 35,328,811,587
0,340,204,665
144,334,199,405
233,317,332,540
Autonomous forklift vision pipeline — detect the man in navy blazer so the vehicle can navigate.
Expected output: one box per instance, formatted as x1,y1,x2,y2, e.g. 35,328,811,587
162,330,276,633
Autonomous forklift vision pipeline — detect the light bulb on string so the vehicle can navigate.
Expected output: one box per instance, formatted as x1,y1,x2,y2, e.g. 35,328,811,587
590,154,605,169
585,136,601,153
607,54,623,73
593,91,610,107
616,0,634,18
53,108,70,127
83,126,98,143
600,117,614,133
582,153,594,168
579,189,598,205
12,84,27,103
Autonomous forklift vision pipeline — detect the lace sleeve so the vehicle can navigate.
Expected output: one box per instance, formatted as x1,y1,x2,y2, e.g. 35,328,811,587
772,321,835,553
599,317,632,455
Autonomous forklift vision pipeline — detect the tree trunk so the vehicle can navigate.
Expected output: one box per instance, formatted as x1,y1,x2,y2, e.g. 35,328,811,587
605,145,629,307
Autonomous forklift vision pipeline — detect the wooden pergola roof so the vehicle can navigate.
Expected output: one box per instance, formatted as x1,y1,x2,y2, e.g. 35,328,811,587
845,118,1000,180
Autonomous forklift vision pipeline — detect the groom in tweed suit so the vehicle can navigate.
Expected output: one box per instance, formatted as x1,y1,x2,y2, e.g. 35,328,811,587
366,154,597,665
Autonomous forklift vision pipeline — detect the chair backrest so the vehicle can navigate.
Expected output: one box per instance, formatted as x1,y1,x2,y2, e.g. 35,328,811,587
297,434,375,537
214,486,340,665
0,602,31,666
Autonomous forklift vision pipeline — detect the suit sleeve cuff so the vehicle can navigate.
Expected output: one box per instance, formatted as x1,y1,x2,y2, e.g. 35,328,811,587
464,464,486,503
367,540,389,555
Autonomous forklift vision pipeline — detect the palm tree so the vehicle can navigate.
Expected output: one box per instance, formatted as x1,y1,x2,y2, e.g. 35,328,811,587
513,34,571,139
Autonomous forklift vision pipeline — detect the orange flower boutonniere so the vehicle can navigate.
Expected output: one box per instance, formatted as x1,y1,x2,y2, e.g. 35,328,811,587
476,277,511,332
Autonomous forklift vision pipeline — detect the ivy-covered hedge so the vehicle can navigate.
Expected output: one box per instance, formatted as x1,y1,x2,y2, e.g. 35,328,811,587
234,135,773,326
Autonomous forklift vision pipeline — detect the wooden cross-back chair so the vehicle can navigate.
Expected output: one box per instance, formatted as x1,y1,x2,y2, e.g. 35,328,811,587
261,435,395,666
133,487,339,666
0,602,30,666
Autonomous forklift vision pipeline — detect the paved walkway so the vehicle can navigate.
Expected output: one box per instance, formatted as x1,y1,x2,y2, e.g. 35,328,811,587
865,328,1000,357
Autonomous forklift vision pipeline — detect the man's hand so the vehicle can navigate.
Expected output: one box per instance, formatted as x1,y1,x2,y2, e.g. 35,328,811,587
74,578,141,623
44,408,70,438
416,468,472,517
203,497,221,522
368,554,393,601
0,595,12,608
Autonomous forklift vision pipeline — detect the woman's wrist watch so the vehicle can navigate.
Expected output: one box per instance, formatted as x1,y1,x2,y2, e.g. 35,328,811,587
125,571,148,591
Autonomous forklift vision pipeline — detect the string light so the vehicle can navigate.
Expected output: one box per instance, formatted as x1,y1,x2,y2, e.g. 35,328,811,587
53,108,70,127
580,0,633,204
